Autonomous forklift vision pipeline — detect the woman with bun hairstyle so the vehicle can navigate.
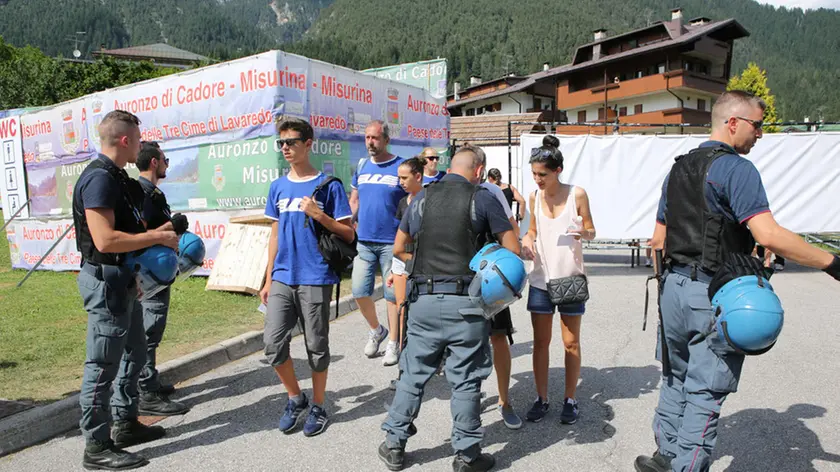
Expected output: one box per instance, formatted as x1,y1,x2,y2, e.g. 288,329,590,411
386,155,426,376
520,135,596,425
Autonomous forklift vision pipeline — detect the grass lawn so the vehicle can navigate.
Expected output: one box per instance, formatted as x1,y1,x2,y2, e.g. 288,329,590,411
0,210,357,403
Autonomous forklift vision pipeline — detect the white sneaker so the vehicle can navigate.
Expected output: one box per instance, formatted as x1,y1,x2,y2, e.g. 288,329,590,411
364,326,389,358
382,343,400,366
774,263,785,272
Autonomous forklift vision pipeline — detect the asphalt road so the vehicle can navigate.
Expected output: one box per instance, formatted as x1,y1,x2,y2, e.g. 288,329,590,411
3,251,840,472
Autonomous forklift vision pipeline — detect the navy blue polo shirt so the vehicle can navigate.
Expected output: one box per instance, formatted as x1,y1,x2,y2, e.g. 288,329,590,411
399,173,512,238
656,141,770,226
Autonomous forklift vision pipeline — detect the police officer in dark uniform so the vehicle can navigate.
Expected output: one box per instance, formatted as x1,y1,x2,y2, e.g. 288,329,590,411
73,111,182,471
135,141,190,414
635,90,840,472
378,144,521,472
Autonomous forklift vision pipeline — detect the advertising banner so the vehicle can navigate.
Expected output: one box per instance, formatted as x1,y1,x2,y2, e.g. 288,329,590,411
6,210,246,275
19,51,449,219
362,58,448,99
4,50,450,273
0,116,28,219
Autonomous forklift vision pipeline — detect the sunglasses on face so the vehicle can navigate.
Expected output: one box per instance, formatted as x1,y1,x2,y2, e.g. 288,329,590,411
277,137,304,147
731,116,764,129
426,156,439,161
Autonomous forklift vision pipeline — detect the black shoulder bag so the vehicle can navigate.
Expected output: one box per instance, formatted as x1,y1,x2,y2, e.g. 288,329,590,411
535,189,590,305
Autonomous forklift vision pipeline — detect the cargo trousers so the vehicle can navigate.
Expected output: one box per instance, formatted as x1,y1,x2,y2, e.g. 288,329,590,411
653,270,747,472
138,287,171,394
382,293,493,462
77,263,147,443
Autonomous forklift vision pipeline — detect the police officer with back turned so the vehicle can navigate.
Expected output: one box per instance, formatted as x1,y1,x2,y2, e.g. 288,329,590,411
73,110,181,471
135,141,190,415
635,90,840,472
379,144,521,472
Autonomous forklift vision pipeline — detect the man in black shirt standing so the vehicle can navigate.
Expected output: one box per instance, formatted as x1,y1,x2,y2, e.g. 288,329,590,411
135,141,190,416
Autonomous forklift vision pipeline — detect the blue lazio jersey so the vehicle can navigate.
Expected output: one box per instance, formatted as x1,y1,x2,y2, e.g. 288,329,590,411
352,155,407,243
264,173,352,285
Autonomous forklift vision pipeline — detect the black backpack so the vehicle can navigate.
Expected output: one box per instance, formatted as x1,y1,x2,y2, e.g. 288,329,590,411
304,177,359,316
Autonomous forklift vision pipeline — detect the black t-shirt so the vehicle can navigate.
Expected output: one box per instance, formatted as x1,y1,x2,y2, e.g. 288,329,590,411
138,176,171,230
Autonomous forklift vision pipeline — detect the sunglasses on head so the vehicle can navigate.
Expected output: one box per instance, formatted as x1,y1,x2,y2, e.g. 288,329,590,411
530,148,554,159
276,137,304,147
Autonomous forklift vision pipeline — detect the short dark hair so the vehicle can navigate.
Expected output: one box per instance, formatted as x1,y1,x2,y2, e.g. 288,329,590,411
276,117,314,142
137,141,163,171
487,168,503,182
99,110,141,146
529,135,564,171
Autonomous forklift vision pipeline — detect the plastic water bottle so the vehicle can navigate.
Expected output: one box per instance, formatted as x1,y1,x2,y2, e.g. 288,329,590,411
567,215,583,234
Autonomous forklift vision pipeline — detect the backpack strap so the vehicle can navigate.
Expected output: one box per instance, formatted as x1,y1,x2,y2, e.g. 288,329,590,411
304,176,342,230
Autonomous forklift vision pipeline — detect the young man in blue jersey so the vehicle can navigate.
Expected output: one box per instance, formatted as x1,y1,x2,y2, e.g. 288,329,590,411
350,120,408,366
260,118,355,437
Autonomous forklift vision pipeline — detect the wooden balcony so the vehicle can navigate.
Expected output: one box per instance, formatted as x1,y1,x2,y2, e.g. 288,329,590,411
557,70,728,109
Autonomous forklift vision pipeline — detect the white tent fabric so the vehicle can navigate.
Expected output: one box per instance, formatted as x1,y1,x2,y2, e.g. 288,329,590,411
518,133,840,240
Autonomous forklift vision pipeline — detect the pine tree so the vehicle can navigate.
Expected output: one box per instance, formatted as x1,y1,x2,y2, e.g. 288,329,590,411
727,62,780,132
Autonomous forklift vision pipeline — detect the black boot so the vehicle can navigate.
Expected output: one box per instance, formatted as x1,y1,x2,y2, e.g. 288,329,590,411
157,384,176,396
378,441,405,471
452,453,495,472
138,392,190,416
634,451,673,472
112,420,166,449
82,439,148,470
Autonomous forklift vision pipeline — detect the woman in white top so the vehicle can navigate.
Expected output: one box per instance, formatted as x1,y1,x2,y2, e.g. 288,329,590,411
520,135,596,425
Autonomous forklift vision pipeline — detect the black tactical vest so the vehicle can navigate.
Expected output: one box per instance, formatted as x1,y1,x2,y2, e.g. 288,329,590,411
139,177,171,230
664,146,755,274
72,156,146,266
410,179,483,281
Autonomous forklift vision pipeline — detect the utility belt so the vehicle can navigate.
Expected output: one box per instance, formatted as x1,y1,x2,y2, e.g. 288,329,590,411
666,263,715,284
81,261,135,289
409,276,474,296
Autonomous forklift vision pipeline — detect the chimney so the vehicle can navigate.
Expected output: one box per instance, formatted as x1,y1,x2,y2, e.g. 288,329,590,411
469,76,481,86
543,62,550,72
671,8,683,22
593,28,607,41
454,82,461,101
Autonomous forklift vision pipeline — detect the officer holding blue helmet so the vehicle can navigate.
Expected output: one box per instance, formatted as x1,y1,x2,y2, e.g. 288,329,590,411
72,111,185,471
135,141,191,414
636,90,840,472
379,144,521,472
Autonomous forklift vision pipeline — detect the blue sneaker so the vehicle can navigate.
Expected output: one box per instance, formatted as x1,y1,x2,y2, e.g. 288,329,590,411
303,405,329,437
560,398,579,424
525,397,549,422
278,394,309,433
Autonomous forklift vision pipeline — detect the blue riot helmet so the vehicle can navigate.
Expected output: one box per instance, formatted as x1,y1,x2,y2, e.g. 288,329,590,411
468,243,527,319
123,245,178,301
177,231,206,280
711,275,784,355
